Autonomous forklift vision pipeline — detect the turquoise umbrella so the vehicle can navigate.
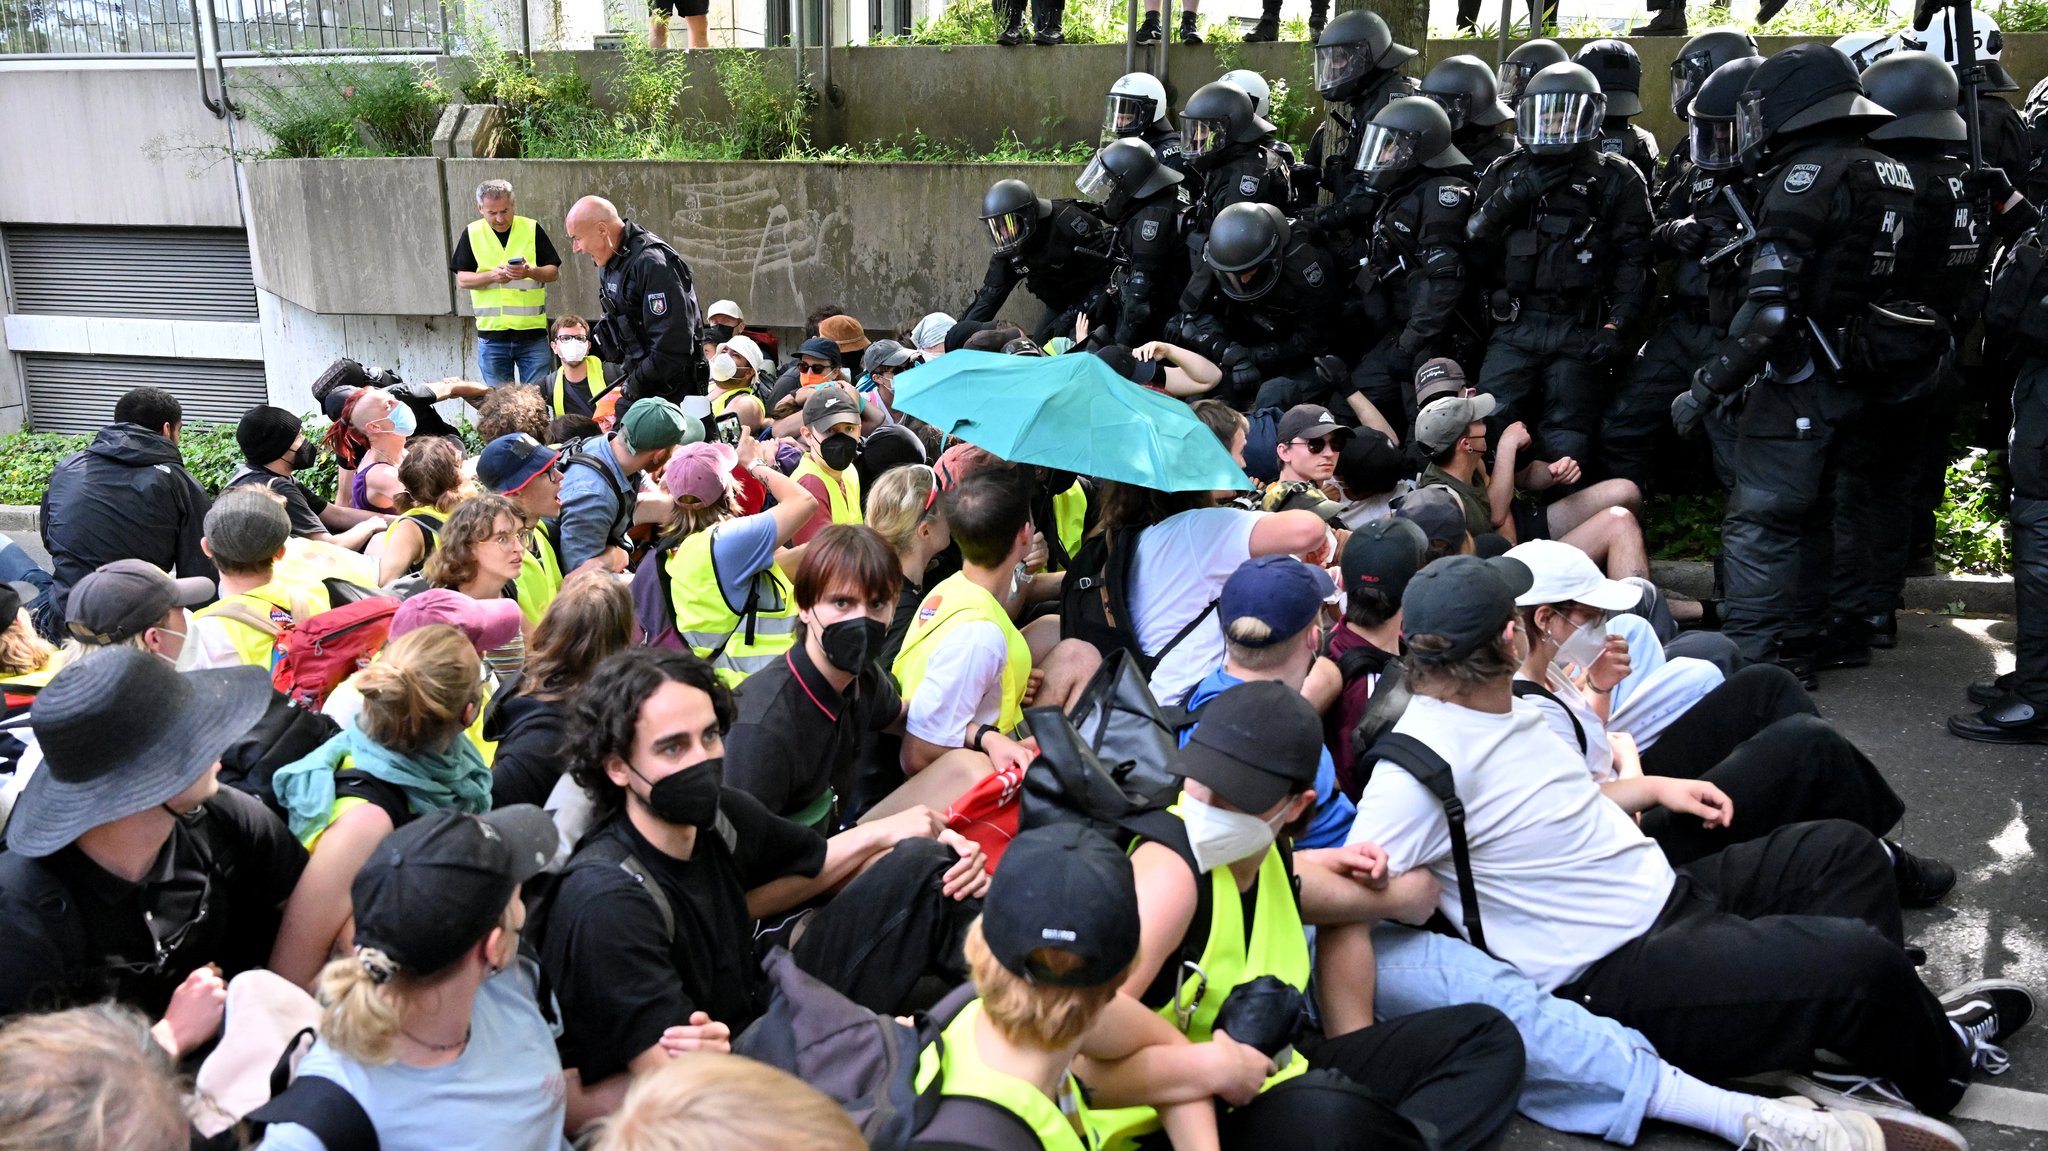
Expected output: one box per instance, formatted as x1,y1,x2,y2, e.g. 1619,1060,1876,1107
892,351,1251,492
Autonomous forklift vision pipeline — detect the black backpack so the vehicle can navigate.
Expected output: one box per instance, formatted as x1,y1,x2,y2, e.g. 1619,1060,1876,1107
1058,528,1216,677
1986,230,2048,359
1510,679,1588,756
225,1040,380,1151
1360,733,1490,956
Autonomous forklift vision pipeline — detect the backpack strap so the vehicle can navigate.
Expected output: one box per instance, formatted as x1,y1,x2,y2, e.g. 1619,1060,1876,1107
565,446,637,548
246,1074,381,1151
1363,733,1489,956
208,599,282,638
1511,680,1588,756
1332,641,1393,686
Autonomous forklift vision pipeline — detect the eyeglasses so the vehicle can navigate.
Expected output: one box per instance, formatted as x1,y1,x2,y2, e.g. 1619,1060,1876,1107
1290,436,1340,455
489,529,534,550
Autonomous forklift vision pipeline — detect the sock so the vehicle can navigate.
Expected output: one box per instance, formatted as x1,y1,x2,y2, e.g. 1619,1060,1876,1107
1644,1062,1757,1146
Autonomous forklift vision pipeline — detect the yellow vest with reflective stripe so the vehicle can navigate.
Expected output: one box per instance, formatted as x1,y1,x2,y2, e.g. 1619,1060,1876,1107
664,526,798,684
552,359,606,417
466,217,548,332
514,520,565,626
792,454,863,528
891,573,1031,733
1053,481,1087,562
709,385,755,418
194,581,329,670
929,1001,1101,1151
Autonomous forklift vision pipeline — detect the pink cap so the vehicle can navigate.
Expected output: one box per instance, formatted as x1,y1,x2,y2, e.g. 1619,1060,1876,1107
665,441,739,506
391,589,524,654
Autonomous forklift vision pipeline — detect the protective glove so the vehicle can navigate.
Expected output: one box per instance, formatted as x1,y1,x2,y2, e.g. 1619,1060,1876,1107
1671,380,1713,440
1585,325,1625,364
1219,344,1262,390
1655,216,1708,257
1314,354,1350,386
1496,163,1569,210
1962,165,2016,204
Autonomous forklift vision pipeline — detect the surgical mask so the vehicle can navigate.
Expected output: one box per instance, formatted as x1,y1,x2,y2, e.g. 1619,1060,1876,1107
1552,617,1608,680
818,432,859,472
384,404,418,438
156,609,196,670
819,616,887,673
557,338,590,365
636,759,723,828
289,441,320,471
1183,795,1285,874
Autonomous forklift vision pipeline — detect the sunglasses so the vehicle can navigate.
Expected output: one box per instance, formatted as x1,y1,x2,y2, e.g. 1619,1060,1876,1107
1290,436,1340,454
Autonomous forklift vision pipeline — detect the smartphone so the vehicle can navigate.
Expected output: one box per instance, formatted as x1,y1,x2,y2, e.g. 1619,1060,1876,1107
714,412,743,446
507,256,526,268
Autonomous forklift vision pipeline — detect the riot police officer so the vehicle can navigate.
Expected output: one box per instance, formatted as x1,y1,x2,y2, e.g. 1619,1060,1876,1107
1220,68,1299,168
963,179,1116,343
1672,44,1916,679
1902,8,2031,179
1421,54,1519,177
1655,28,1760,213
1496,38,1567,110
1340,98,1476,439
1299,11,1419,248
1466,62,1654,467
1104,72,1190,176
1574,39,1660,185
1076,138,1193,347
1165,203,1344,409
1177,82,1291,310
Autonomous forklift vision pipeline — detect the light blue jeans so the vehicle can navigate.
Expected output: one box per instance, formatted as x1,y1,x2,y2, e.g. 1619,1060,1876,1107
1371,923,1661,1145
477,331,555,387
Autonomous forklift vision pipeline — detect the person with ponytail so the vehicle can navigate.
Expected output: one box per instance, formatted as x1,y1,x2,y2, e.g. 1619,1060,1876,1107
375,436,471,586
256,806,575,1150
863,461,952,670
267,625,492,988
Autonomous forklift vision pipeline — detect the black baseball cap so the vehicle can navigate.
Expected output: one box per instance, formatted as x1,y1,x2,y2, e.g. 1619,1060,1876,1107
1335,428,1408,496
803,386,862,433
1275,404,1351,446
1093,344,1159,386
1400,554,1535,663
798,337,844,366
1341,516,1428,604
350,806,561,977
981,824,1141,988
1176,680,1322,814
1413,357,1468,410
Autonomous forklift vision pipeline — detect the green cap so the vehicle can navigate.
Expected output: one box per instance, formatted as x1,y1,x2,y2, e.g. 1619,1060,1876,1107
618,398,703,453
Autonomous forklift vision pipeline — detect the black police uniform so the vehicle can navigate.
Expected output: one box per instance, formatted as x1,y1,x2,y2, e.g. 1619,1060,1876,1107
1109,183,1195,347
1596,121,1661,186
1468,149,1655,465
1178,142,1293,311
963,198,1117,342
1458,127,1519,179
1301,74,1422,247
1977,93,2032,185
1140,122,1193,178
1169,235,1346,409
1345,173,1478,431
592,219,704,404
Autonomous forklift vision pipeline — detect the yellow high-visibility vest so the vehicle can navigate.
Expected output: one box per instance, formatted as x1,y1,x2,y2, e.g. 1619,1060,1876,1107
466,217,548,333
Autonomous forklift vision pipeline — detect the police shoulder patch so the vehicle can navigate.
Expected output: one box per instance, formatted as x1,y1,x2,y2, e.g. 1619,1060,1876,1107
1783,163,1823,194
1240,174,1262,197
1071,215,1088,234
1601,138,1624,153
1302,262,1325,286
1140,219,1160,241
1438,186,1463,208
648,291,668,316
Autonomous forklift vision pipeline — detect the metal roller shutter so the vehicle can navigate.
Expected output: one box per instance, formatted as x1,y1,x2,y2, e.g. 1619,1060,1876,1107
22,354,267,435
5,227,258,322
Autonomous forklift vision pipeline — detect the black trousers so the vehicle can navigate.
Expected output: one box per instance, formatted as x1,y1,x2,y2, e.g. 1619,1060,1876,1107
1830,370,1956,619
783,838,978,1014
1556,820,1970,1115
1456,0,1554,32
1346,333,1422,435
1600,308,1717,491
1477,312,1606,467
2010,358,2048,702
1218,1005,1523,1151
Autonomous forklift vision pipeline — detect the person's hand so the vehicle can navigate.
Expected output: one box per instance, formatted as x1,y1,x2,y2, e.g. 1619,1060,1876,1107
496,264,523,283
1498,421,1532,456
1547,456,1582,486
1659,216,1708,256
1655,777,1733,829
1671,381,1711,440
1133,340,1169,363
1963,165,2016,205
1498,163,1568,208
1074,311,1092,346
1024,530,1049,574
1586,633,1632,693
153,965,227,1058
659,1012,733,1055
1586,325,1625,364
1319,841,1389,890
984,731,1039,775
936,829,992,900
1205,1030,1279,1106
872,805,945,846
1219,345,1260,390
1382,868,1442,926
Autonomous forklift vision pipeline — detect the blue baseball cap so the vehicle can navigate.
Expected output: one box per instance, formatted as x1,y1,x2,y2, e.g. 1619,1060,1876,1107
476,433,562,495
1220,555,1334,646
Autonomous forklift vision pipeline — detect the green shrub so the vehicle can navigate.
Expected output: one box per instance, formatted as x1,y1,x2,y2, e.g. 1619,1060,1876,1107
1641,491,1724,562
713,50,813,159
1937,447,2012,575
234,59,449,159
0,416,341,507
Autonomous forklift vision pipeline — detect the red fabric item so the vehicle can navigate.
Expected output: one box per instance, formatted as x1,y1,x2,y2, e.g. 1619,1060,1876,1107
944,763,1028,871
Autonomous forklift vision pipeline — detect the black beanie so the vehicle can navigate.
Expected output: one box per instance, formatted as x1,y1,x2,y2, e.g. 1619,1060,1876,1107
237,405,303,465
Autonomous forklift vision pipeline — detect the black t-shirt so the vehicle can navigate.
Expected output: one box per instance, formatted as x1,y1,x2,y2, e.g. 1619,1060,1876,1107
448,220,562,274
225,466,328,539
539,797,826,1083
724,644,901,826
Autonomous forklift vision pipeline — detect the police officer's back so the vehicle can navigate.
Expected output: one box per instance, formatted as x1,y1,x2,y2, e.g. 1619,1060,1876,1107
963,179,1116,341
1076,139,1194,347
1576,40,1661,186
566,196,703,405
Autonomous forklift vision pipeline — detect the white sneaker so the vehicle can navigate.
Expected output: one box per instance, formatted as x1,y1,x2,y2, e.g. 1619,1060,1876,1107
1743,1096,1884,1151
1750,1094,1969,1151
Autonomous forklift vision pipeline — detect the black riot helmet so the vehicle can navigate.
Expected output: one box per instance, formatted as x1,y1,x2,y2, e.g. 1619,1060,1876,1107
981,179,1050,256
1573,39,1643,118
1516,62,1606,157
1421,54,1514,130
1355,97,1469,191
1314,10,1417,104
1671,27,1759,119
1204,202,1290,302
1688,56,1763,170
1076,137,1185,219
1497,39,1568,109
1862,51,1969,144
1181,81,1277,170
1735,43,1893,166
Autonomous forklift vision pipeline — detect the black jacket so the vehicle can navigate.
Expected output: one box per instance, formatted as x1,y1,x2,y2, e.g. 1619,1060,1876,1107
39,424,216,630
485,691,568,810
592,220,703,404
963,200,1117,323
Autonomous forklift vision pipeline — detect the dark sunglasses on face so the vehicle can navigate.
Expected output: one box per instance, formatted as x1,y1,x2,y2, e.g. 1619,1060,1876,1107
1291,436,1339,454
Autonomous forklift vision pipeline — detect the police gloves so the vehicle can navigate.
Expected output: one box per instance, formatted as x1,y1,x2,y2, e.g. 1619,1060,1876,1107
1495,163,1571,210
1671,380,1713,440
1585,325,1625,364
1962,165,2015,205
1219,344,1262,390
1655,217,1710,257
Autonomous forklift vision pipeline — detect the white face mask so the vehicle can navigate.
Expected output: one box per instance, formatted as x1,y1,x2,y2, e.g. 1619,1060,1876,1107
557,338,590,365
156,608,196,671
1183,795,1285,874
1552,616,1608,681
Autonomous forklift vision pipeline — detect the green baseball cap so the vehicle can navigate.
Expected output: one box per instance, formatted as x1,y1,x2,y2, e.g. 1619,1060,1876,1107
619,398,703,453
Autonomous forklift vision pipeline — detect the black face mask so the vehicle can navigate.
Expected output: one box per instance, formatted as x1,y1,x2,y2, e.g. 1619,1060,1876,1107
290,441,320,471
819,432,859,472
707,322,736,344
819,616,888,673
636,759,723,828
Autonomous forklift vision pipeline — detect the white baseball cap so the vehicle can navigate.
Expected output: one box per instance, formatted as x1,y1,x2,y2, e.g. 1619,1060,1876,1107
722,334,766,373
706,299,744,323
1505,540,1641,611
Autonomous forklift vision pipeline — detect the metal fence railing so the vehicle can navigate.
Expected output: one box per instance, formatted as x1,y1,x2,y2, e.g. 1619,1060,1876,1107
0,0,199,55
0,0,445,54
212,0,443,53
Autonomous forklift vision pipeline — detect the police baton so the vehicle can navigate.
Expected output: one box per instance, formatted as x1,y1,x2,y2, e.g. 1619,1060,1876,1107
1916,0,1985,170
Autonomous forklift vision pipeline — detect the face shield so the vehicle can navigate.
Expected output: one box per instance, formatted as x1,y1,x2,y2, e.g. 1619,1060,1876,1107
1183,116,1229,160
1215,258,1283,302
1689,115,1743,170
1497,60,1540,107
983,210,1035,255
1075,154,1120,204
1670,50,1714,118
1734,90,1767,163
1315,42,1374,97
1423,89,1471,130
1105,92,1156,139
1353,122,1423,189
1516,90,1604,154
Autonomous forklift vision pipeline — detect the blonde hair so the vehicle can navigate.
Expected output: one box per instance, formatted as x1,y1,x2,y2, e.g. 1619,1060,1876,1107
521,570,634,701
963,918,1124,1052
864,463,942,560
355,625,483,755
0,611,56,677
0,1004,188,1151
592,1052,865,1151
315,898,520,1065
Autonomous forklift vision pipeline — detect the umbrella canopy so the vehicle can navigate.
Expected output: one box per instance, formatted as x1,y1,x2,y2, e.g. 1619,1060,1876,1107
892,351,1251,492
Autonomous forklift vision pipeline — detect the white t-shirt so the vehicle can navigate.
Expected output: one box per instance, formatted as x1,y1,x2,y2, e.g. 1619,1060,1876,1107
1131,507,1261,705
903,619,1010,745
1515,670,1613,781
1349,694,1675,991
184,616,254,672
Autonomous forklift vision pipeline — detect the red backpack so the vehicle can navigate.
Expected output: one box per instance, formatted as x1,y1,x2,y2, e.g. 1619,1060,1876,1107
210,593,401,710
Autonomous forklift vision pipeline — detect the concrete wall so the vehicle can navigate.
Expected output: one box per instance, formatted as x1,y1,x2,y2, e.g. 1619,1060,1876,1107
243,157,454,316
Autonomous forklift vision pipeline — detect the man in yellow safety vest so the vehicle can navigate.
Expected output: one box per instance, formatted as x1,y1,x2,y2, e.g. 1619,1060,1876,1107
451,178,561,387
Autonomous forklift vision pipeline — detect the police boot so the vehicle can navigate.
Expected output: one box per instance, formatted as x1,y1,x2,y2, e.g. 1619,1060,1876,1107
1776,634,1822,691
1630,5,1685,34
1031,0,1064,44
1178,8,1202,43
1865,611,1898,650
1755,0,1787,22
1814,615,1873,671
1134,8,1161,40
1307,0,1327,39
1243,0,1280,40
996,0,1026,45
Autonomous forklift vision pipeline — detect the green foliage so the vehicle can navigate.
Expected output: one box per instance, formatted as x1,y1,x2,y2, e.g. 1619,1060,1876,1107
0,417,343,507
1937,447,2012,575
234,59,449,159
1641,491,1724,561
1434,0,1921,36
713,50,814,159
0,432,89,507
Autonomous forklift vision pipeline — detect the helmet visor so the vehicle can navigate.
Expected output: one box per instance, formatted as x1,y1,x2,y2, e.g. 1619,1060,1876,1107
1105,93,1156,137
1670,50,1713,118
1075,154,1119,203
1216,259,1282,302
1497,59,1539,106
1353,122,1423,174
1516,91,1604,153
1423,89,1472,131
984,210,1033,255
1689,115,1743,170
1734,89,1767,159
1184,116,1228,159
1316,43,1372,96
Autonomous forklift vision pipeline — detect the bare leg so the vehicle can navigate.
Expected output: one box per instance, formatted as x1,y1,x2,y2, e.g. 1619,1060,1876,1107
1560,505,1651,580
648,12,668,48
683,13,708,45
859,749,992,822
1034,638,1102,711
1314,921,1379,1036
1543,477,1643,538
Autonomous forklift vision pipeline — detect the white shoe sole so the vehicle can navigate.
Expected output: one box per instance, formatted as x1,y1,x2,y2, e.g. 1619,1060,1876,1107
1939,978,2036,1036
1781,1078,1970,1151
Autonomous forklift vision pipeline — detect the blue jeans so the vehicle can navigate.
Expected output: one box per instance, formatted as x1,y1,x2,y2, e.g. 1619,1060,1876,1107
1371,923,1660,1144
4,537,57,641
477,331,555,387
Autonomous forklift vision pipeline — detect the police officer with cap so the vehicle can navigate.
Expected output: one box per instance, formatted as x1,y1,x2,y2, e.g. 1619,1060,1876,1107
564,195,703,405
1076,139,1193,348
1466,61,1654,468
1298,11,1419,250
963,178,1116,344
1168,202,1344,410
1173,81,1292,312
1421,54,1519,177
1104,72,1190,176
1573,39,1660,185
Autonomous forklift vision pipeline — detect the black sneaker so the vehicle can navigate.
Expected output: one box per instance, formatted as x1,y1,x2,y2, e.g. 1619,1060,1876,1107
1177,10,1201,42
1942,979,2035,1074
1307,15,1324,40
1905,552,1938,578
1815,617,1872,671
1776,637,1820,691
1032,25,1063,42
1755,0,1787,22
1888,842,1955,909
1968,672,2017,707
1242,14,1279,40
1134,10,1161,40
1631,6,1686,33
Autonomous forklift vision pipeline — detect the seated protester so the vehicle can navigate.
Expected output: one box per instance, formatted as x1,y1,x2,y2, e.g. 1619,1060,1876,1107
267,625,492,988
323,589,524,769
0,1005,192,1151
766,338,853,433
915,825,1240,1151
188,489,333,671
659,439,817,684
478,433,570,625
1393,484,1473,563
0,578,58,697
789,387,867,545
537,648,988,1107
547,314,608,422
866,464,953,668
1183,557,1356,850
1331,427,1411,529
702,298,779,367
1117,680,1526,1151
856,338,917,416
489,570,635,810
558,398,698,574
257,806,577,1151
549,412,602,445
375,435,469,586
910,311,955,362
1413,395,1649,578
1351,554,2030,1132
313,361,484,510
478,385,553,447
596,1051,863,1151
1325,519,1428,793
1508,542,1947,891
707,335,769,432
228,405,387,553
425,493,532,681
1271,405,1354,502
0,651,301,1057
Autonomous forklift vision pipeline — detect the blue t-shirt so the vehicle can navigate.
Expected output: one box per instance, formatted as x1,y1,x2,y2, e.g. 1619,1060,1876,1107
1181,667,1355,850
707,511,783,609
557,440,633,573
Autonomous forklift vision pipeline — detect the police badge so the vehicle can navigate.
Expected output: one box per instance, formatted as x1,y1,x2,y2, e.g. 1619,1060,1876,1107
1141,219,1160,242
1438,186,1461,208
648,292,668,316
1784,163,1822,194
1240,174,1261,197
1303,262,1324,286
